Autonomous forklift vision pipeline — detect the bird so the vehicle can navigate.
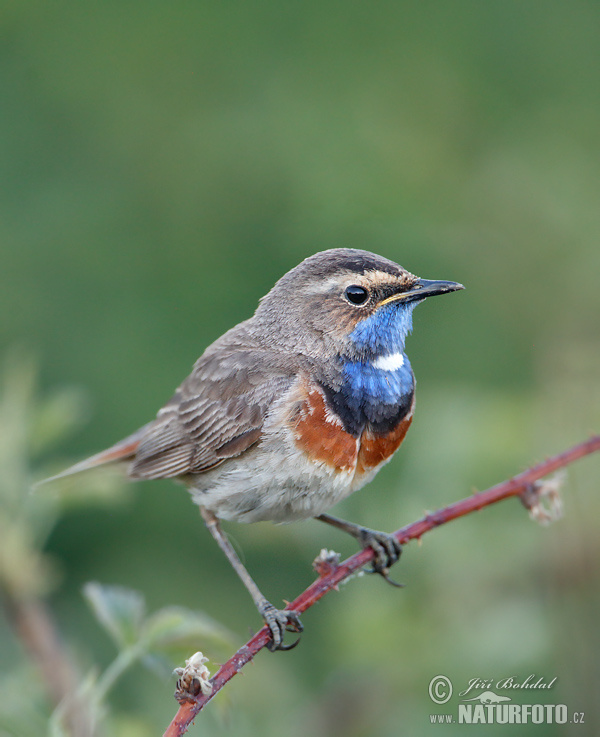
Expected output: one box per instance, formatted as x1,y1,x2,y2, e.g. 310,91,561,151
49,249,463,650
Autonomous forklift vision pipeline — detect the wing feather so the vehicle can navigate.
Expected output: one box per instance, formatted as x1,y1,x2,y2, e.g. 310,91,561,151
128,345,297,480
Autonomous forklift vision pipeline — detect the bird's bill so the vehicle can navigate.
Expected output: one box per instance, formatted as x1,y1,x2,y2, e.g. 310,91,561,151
378,278,464,307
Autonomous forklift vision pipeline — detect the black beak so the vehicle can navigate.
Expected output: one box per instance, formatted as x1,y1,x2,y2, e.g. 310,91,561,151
379,278,464,307
411,278,465,299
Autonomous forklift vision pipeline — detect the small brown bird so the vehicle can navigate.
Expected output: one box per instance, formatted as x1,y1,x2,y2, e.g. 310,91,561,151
51,249,463,648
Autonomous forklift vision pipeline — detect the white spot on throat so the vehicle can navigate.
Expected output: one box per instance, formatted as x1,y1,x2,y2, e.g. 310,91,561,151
372,352,405,371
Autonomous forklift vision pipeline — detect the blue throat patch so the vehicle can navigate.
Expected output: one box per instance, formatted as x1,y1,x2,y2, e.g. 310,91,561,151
322,302,417,437
347,300,416,357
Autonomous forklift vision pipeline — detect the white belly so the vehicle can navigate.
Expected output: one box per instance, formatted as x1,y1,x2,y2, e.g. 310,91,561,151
188,433,378,523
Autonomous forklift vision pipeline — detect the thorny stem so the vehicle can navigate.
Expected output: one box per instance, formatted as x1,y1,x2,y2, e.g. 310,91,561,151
164,434,600,737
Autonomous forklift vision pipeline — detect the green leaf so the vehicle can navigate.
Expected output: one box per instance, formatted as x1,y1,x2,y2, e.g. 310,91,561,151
83,582,146,649
141,606,233,654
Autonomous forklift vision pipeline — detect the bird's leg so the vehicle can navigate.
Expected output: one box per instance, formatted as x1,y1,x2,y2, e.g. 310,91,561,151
200,507,302,651
315,513,403,587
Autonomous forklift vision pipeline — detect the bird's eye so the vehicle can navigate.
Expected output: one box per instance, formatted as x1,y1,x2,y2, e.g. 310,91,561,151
344,285,369,305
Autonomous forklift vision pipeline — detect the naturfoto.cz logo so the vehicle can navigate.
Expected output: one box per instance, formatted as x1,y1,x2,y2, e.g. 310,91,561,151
428,675,585,725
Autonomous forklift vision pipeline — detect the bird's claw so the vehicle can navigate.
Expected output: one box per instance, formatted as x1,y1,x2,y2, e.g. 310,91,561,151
364,564,405,587
260,603,303,652
359,529,404,587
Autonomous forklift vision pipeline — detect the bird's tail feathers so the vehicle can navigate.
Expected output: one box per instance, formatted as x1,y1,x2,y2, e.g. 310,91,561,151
39,424,151,485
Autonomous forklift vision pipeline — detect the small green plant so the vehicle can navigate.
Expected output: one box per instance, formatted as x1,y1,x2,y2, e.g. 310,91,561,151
0,351,231,736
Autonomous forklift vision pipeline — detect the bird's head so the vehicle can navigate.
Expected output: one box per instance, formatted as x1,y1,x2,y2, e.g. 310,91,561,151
254,248,464,360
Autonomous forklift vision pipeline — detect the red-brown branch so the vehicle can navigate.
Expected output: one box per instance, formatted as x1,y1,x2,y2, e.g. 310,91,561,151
164,434,600,737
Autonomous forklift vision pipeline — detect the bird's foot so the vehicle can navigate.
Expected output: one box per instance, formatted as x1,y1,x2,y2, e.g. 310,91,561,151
358,528,404,587
259,601,303,651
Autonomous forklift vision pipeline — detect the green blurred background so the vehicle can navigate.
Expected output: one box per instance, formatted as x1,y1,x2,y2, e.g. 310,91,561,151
1,0,600,734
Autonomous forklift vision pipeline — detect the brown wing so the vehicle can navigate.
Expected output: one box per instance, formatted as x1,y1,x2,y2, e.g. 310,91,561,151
129,346,296,480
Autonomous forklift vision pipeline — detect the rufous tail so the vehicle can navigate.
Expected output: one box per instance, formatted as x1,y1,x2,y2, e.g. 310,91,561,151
40,424,151,484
